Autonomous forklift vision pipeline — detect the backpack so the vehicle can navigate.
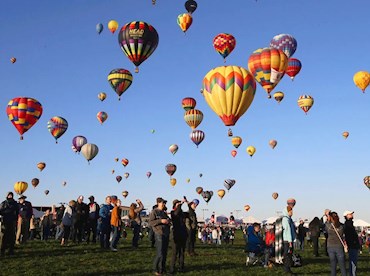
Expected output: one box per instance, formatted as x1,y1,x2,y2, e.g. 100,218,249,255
292,253,302,267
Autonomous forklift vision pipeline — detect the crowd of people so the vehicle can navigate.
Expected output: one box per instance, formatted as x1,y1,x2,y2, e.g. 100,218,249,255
0,191,369,275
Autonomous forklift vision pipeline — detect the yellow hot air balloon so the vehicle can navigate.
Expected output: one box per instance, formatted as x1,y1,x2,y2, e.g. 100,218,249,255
170,178,177,187
246,146,256,157
14,181,28,195
273,91,284,103
231,136,242,148
184,109,203,129
217,189,225,199
108,20,119,34
122,191,129,198
353,71,370,93
98,92,106,101
244,204,251,212
298,95,314,114
177,13,193,33
269,139,277,149
248,48,288,98
202,66,256,127
272,192,279,200
37,162,46,171
342,131,349,139
186,178,190,183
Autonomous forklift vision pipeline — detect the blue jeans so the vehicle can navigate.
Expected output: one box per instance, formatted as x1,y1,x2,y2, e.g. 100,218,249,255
153,233,169,274
110,226,120,249
348,248,358,276
328,247,346,276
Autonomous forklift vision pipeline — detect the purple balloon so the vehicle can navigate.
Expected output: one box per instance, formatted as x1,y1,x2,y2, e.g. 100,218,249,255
72,135,87,152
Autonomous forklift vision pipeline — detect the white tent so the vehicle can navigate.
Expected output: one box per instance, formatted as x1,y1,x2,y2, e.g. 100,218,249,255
353,219,370,227
263,216,279,225
242,216,261,224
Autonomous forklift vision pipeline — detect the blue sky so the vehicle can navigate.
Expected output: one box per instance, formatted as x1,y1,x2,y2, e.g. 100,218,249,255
1,0,369,222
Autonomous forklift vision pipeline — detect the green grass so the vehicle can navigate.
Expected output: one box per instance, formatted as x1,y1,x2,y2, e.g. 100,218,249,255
1,230,369,275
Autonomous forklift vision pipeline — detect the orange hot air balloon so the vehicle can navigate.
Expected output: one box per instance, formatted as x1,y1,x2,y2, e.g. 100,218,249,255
244,205,251,212
37,162,46,171
269,139,277,149
10,57,17,63
177,13,193,33
342,131,349,139
182,97,196,111
248,48,288,98
184,109,203,129
121,158,129,167
202,66,256,127
170,178,177,187
272,192,279,200
196,187,203,194
231,150,237,157
231,136,242,148
14,181,28,195
217,189,226,199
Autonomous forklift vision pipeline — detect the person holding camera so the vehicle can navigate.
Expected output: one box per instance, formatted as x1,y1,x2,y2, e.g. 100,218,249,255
325,211,346,276
129,199,144,248
343,210,359,276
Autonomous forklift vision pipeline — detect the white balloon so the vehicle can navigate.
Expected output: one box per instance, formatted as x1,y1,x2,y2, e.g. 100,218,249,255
81,143,99,163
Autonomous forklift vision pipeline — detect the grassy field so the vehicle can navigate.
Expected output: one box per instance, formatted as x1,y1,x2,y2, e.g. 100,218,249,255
1,230,369,275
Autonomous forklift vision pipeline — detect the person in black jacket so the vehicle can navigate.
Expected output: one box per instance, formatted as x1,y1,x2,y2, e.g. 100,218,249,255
86,196,99,243
169,199,188,274
73,195,88,243
297,220,306,250
343,210,360,276
185,199,198,256
309,217,321,257
0,192,19,256
16,195,33,244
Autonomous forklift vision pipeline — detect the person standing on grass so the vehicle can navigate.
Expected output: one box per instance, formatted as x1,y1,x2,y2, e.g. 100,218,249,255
325,212,346,276
16,195,33,244
343,210,360,276
169,198,188,274
309,217,321,257
86,195,100,243
98,196,113,249
73,195,88,243
282,205,296,275
149,197,171,276
185,199,198,256
55,204,65,240
110,199,122,251
129,199,144,248
61,200,75,246
40,209,52,241
297,220,306,250
0,192,19,256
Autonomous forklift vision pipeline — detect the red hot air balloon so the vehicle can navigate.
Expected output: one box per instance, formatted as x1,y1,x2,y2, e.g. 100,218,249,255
6,97,43,140
165,164,177,177
182,97,196,111
121,158,129,167
213,33,236,62
285,58,302,81
231,150,237,157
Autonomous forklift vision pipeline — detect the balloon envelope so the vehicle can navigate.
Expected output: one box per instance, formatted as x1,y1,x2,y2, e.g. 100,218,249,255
37,162,46,171
196,187,203,194
108,20,119,33
81,143,99,163
72,136,87,153
270,34,297,58
31,178,39,188
177,13,193,33
97,111,108,124
170,178,177,187
107,69,133,100
342,132,349,139
47,116,68,142
213,33,236,61
121,158,129,167
353,71,370,93
14,181,28,195
190,130,205,147
182,97,196,111
272,192,279,200
244,205,251,211
286,58,302,80
116,176,122,183
122,191,129,198
217,189,226,199
273,91,284,103
231,136,242,148
96,23,103,34
363,176,370,189
184,109,203,129
246,146,256,157
224,179,236,191
185,0,197,13
269,140,277,149
98,92,106,101
169,144,179,155
298,95,314,114
165,164,177,177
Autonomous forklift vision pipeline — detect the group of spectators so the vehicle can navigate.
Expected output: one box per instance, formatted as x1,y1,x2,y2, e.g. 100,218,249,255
197,224,236,245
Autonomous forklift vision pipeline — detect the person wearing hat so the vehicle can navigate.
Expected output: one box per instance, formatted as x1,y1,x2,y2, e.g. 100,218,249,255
281,205,296,275
343,210,360,276
149,197,171,275
73,195,88,244
86,195,100,243
169,198,188,274
0,192,19,256
185,199,198,256
16,195,33,244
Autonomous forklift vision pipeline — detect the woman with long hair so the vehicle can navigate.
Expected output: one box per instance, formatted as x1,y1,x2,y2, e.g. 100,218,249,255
129,199,144,248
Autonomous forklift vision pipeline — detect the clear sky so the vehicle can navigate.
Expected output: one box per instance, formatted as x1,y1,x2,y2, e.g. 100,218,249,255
1,0,369,223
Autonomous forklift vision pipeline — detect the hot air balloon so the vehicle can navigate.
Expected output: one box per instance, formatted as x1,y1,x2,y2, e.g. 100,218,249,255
96,23,103,34
273,91,284,103
231,150,237,157
184,109,203,129
97,111,108,125
224,179,236,191
72,146,78,153
202,191,212,203
217,189,226,199
108,20,119,34
14,181,28,195
37,162,46,171
353,71,370,93
118,21,159,73
186,178,190,183
363,176,370,189
31,178,39,188
6,97,43,140
107,69,133,100
269,140,277,149
270,34,297,58
10,57,16,63
185,0,197,14
231,136,242,148
169,144,179,155
190,130,205,147
151,129,155,134
115,158,119,162
121,158,129,167
272,192,279,200
177,13,192,33
81,143,99,163
287,198,296,207
62,181,67,187
98,92,106,101
228,128,233,137
286,58,302,81
124,172,130,179
202,66,256,126
72,136,87,153
196,187,203,194
248,48,288,98
182,97,196,111
122,191,129,198
199,173,203,178
213,33,236,62
44,190,49,195
146,171,152,178
165,164,177,177
247,146,256,157
116,175,122,183
298,95,314,114
342,131,349,139
170,178,177,187
47,116,68,143
244,205,250,212
112,170,115,174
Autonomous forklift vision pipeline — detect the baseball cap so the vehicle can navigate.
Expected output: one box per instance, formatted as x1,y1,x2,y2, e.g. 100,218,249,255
172,199,181,208
88,195,94,200
156,197,167,204
19,195,27,200
343,210,354,217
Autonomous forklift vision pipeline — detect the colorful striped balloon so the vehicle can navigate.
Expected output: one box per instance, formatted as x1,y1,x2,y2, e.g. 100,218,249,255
177,13,193,33
47,116,68,143
107,69,133,100
96,111,108,124
285,58,302,80
231,136,242,148
273,91,284,103
270,34,297,58
297,95,314,114
6,97,43,140
213,33,236,62
72,135,87,153
190,129,205,147
184,109,203,129
182,97,196,111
